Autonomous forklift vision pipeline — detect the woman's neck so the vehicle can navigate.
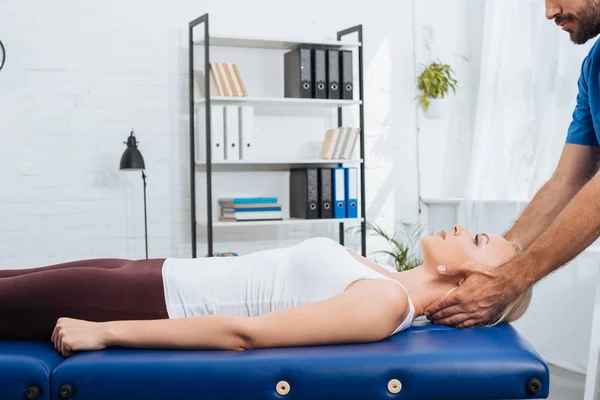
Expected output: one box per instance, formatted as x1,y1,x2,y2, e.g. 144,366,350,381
344,250,459,318
390,265,459,318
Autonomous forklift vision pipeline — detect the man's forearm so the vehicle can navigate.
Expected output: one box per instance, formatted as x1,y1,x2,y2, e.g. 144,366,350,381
504,178,579,252
502,170,600,289
104,315,248,351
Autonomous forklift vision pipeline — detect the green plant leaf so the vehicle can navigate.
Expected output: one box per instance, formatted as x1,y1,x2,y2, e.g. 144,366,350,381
416,60,458,109
344,221,424,272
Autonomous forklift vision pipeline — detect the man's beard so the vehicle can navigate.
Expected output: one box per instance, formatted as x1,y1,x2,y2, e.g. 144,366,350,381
556,0,600,44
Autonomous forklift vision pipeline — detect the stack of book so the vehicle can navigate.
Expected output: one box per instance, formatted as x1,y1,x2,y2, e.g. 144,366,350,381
219,197,283,222
319,127,360,160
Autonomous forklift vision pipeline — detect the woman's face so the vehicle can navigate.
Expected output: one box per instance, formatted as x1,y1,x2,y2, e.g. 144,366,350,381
421,225,515,269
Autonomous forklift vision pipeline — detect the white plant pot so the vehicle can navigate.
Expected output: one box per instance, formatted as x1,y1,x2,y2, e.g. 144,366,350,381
424,98,447,119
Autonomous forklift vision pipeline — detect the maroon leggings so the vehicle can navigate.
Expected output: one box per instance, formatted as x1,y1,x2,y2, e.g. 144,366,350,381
0,258,169,341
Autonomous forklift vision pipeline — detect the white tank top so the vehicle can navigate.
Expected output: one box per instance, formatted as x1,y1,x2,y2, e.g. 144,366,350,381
161,237,415,336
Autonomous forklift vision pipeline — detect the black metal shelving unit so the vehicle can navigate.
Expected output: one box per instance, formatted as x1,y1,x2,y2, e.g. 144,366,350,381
188,13,366,258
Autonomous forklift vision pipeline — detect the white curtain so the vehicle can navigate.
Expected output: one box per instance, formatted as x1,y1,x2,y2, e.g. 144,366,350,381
458,0,599,374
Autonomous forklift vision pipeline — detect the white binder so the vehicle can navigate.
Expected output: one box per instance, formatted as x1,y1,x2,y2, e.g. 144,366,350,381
224,106,240,160
196,105,225,162
239,106,255,160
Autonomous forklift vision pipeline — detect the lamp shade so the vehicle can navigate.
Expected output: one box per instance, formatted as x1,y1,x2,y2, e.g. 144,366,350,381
0,39,5,72
120,131,145,170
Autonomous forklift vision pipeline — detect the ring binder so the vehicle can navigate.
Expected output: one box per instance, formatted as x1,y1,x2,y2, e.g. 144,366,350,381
284,48,312,98
340,50,354,100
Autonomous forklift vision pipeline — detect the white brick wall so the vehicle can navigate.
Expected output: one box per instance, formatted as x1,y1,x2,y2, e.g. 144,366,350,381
0,0,475,268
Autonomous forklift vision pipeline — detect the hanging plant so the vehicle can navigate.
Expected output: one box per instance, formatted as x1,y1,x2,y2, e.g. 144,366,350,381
416,60,457,111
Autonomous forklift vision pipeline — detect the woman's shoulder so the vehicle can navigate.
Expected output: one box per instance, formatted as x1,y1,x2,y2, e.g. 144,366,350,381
346,279,411,322
354,278,408,302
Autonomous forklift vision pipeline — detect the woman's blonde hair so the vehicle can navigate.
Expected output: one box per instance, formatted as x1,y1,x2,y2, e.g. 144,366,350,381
484,242,534,326
485,286,533,327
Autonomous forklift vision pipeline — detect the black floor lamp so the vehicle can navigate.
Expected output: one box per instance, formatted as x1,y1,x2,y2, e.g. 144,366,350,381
119,129,148,259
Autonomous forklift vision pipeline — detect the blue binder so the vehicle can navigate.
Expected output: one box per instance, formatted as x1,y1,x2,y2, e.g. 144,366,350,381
345,167,358,218
332,167,346,218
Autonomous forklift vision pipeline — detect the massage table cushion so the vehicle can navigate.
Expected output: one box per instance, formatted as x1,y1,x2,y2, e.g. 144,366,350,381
39,324,548,399
0,341,63,400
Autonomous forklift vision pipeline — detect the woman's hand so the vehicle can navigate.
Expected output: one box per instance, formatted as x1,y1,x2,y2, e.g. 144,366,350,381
51,317,110,357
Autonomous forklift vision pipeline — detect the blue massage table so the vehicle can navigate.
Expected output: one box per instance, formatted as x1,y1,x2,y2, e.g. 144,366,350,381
1,324,548,400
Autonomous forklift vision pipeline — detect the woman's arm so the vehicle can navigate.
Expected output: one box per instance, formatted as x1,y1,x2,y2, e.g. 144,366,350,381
52,279,408,356
246,279,408,349
51,315,247,356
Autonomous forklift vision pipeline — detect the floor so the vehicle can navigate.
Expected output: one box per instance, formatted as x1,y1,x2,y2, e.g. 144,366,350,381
547,363,586,399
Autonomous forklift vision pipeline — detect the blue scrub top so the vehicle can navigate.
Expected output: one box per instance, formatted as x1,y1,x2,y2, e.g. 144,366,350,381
567,39,600,146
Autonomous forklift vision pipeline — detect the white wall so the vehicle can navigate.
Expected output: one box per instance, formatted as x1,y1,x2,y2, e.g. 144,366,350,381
0,0,472,267
0,1,173,266
414,0,484,203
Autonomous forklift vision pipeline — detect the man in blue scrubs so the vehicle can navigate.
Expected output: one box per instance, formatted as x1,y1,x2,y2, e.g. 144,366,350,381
425,0,600,328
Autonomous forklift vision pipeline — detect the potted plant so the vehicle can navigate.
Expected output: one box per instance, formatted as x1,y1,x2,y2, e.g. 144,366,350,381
347,222,424,272
416,60,457,119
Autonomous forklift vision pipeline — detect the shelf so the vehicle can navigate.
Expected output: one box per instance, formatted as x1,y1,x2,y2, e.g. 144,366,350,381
194,35,361,50
195,159,362,171
187,14,366,258
420,197,463,205
199,218,364,228
195,96,361,108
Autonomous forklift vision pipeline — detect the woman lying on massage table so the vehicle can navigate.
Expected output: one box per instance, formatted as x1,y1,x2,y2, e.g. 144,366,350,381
0,225,532,357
